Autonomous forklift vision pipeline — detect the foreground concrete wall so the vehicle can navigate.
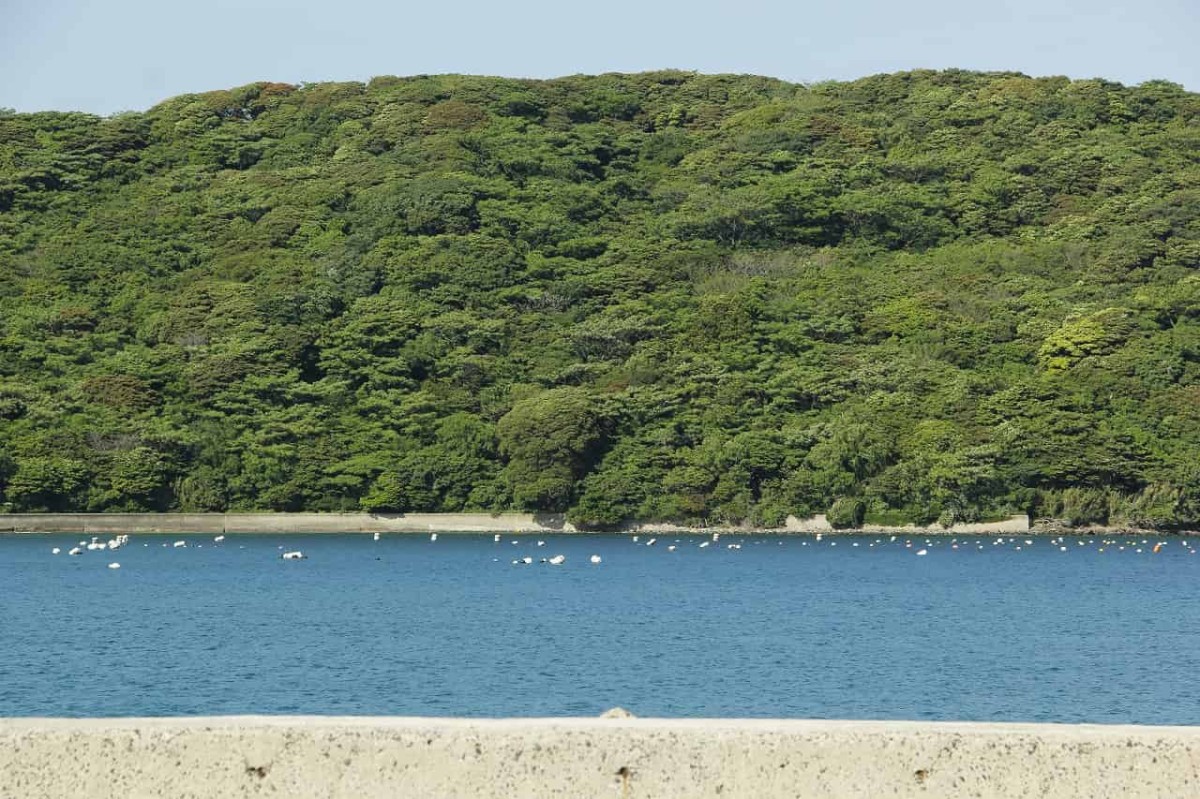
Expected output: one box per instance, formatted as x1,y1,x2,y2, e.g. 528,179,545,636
1,717,1197,798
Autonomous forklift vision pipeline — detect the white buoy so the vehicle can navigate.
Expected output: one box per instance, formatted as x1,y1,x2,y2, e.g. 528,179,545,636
430,533,438,542
281,551,305,560
51,547,61,555
589,555,602,564
548,554,565,565
494,534,501,542
108,562,121,569
372,532,380,541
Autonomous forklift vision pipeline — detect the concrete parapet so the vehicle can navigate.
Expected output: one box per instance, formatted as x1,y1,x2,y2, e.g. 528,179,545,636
1,716,1197,798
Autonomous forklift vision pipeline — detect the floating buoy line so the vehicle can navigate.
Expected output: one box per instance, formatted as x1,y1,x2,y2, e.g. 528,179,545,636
42,531,1198,575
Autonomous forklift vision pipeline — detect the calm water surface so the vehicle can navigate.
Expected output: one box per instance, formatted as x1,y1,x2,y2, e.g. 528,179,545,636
2,533,1198,723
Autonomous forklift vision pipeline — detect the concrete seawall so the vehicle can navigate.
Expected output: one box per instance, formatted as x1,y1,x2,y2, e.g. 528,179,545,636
0,512,1031,535
0,512,576,534
783,513,1031,535
2,717,1198,798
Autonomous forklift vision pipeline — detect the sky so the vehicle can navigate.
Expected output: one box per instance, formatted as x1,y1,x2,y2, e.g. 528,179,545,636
2,0,1196,114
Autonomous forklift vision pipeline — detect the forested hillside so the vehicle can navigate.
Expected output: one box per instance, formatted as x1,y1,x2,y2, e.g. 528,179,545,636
2,70,1199,528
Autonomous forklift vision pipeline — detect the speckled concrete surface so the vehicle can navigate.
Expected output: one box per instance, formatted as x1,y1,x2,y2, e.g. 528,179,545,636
3,717,1199,798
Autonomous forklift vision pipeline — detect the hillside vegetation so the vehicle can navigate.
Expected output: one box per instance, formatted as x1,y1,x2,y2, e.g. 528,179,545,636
2,70,1199,528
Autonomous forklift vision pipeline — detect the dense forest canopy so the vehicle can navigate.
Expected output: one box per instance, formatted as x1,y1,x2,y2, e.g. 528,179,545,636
2,70,1199,528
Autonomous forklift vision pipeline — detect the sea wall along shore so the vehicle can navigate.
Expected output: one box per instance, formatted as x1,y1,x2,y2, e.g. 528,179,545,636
784,513,1032,535
0,511,573,534
2,716,1197,799
0,512,1031,535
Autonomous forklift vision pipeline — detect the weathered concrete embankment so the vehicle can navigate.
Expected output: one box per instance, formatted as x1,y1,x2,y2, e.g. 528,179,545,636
2,716,1198,798
0,511,571,534
0,511,1032,535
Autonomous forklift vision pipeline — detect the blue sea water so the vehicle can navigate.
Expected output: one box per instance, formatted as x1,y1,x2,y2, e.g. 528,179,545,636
1,532,1198,723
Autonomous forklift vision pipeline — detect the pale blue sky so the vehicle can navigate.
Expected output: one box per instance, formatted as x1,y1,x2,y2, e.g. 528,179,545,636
2,0,1196,114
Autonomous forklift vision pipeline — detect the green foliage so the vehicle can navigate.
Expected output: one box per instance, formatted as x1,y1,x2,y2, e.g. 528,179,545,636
2,70,1200,527
827,497,866,529
7,457,88,511
1042,487,1111,527
497,388,607,511
1038,309,1136,371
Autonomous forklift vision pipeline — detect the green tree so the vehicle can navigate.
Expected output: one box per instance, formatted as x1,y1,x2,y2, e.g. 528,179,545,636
497,388,607,511
8,457,89,511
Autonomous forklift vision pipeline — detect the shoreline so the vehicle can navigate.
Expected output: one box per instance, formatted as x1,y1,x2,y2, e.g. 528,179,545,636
0,511,1184,537
3,716,1198,797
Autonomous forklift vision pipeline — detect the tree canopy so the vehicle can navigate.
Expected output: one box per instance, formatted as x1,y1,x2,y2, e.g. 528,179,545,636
2,70,1199,528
